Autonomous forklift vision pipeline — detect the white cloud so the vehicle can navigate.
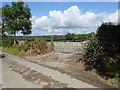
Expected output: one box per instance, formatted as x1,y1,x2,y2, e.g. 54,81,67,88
31,6,118,36
103,10,118,23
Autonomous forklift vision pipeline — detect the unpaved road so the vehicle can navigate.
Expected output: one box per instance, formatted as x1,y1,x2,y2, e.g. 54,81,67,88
1,52,97,88
54,42,85,55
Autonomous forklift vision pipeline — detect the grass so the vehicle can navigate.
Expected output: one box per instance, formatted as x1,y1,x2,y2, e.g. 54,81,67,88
1,47,21,56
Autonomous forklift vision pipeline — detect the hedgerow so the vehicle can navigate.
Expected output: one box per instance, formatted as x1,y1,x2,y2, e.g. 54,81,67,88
84,22,120,79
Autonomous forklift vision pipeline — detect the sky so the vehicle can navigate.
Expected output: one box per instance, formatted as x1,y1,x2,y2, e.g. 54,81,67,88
2,2,119,36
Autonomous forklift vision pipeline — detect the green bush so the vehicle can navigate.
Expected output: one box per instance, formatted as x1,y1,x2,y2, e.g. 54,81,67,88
84,22,120,78
84,35,106,69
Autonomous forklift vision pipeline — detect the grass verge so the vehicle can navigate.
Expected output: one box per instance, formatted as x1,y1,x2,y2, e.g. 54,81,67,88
1,47,22,56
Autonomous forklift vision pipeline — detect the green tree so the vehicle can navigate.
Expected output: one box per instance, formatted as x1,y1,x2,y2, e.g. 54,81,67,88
2,2,32,36
65,33,75,40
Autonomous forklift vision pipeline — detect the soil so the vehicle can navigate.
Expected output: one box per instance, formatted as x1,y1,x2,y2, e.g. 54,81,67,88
23,42,116,88
24,53,115,88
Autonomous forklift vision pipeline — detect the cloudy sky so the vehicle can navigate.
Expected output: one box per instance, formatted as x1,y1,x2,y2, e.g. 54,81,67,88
2,2,119,36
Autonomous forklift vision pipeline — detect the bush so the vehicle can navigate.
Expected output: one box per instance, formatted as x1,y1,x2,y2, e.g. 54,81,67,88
19,39,53,55
84,22,120,78
84,35,106,69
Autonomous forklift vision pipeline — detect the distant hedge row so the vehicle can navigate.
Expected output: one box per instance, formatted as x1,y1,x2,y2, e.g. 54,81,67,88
13,32,94,42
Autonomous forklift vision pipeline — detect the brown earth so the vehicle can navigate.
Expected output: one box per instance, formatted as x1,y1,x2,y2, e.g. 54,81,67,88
21,43,54,57
23,42,117,88
24,53,115,88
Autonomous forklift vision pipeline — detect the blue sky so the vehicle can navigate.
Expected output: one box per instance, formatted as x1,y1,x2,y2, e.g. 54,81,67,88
25,2,118,17
2,2,119,36
2,2,118,17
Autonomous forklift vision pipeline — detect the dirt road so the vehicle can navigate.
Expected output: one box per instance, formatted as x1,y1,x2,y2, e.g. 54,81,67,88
1,51,97,88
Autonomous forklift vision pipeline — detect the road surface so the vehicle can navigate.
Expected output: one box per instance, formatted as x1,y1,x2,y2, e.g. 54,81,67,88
0,51,97,88
0,56,2,89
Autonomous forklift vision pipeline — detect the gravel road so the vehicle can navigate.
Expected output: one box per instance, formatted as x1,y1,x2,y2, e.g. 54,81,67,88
53,42,85,55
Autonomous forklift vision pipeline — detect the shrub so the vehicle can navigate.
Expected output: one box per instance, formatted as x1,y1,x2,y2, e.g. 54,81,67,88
19,39,53,55
84,34,106,70
84,22,120,78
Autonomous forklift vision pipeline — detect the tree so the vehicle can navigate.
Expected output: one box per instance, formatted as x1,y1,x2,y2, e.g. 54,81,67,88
65,33,75,40
2,2,32,36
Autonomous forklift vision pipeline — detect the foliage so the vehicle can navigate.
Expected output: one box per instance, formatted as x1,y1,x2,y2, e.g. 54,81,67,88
2,36,54,56
97,22,120,54
2,35,14,48
22,40,53,55
84,22,120,79
2,45,21,56
65,32,95,41
2,2,32,36
65,33,76,40
12,32,95,42
84,35,105,69
20,39,47,53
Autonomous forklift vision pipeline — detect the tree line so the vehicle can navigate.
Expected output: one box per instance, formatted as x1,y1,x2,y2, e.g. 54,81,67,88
13,32,95,42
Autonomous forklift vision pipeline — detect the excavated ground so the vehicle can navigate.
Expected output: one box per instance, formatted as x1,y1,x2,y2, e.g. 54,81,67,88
25,42,114,88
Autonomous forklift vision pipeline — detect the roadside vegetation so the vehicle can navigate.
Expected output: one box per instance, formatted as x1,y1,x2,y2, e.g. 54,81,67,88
2,35,54,56
14,32,94,42
1,1,119,88
84,22,120,87
1,2,54,57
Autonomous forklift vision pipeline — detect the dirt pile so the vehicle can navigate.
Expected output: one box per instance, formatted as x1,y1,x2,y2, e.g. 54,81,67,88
15,40,54,57
23,43,54,56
